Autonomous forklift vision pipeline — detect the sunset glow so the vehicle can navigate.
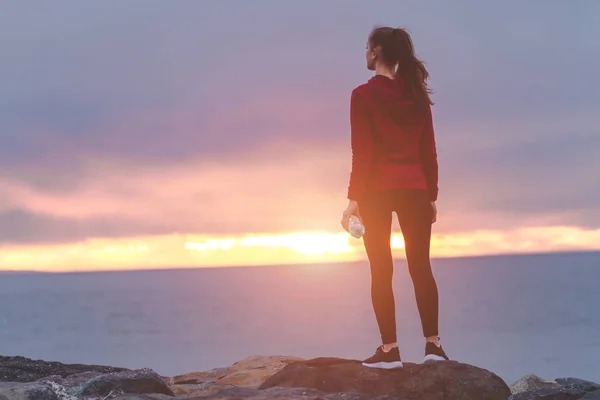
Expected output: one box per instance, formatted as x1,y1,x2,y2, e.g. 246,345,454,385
1,141,598,273
2,3,599,274
2,226,600,272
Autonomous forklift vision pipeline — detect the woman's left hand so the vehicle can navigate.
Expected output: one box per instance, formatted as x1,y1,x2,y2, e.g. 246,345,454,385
341,200,360,232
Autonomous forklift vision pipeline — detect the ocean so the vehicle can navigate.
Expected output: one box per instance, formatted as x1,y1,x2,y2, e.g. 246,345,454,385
0,251,598,385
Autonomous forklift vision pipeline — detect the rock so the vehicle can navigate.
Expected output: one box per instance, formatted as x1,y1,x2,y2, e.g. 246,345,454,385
4,353,598,400
188,386,406,399
79,368,174,397
113,395,176,400
259,357,510,400
0,355,128,383
0,381,58,400
555,379,600,392
510,387,590,400
169,382,232,397
113,387,397,400
510,374,561,394
170,355,303,387
169,367,228,385
168,355,304,397
43,371,105,388
508,377,600,400
215,355,305,388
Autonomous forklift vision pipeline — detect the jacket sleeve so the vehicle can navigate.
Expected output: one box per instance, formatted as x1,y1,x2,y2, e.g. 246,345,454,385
419,105,439,202
347,90,373,201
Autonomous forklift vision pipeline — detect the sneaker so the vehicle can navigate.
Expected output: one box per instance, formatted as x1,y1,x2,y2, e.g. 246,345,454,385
424,341,450,362
362,346,403,369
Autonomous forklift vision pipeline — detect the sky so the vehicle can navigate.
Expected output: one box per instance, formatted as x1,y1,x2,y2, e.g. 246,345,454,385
1,1,599,271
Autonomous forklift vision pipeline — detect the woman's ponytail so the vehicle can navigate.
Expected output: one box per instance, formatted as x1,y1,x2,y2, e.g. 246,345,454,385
370,27,433,108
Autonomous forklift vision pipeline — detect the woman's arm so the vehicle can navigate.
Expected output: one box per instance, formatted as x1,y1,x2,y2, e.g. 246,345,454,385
420,105,439,202
347,90,373,201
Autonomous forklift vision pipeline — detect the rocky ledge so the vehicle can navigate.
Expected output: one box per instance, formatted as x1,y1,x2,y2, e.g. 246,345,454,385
0,354,598,400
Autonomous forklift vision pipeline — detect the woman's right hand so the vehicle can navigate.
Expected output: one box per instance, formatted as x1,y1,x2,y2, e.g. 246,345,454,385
341,200,360,232
431,201,437,224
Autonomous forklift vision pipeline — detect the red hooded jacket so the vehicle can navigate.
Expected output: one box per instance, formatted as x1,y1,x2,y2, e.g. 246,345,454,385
347,75,438,202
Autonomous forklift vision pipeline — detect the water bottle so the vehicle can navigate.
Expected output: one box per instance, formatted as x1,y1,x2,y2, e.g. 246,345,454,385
348,215,366,239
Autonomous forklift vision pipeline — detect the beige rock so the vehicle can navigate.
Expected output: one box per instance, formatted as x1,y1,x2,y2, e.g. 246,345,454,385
169,367,228,385
215,355,304,388
168,355,304,397
170,382,230,397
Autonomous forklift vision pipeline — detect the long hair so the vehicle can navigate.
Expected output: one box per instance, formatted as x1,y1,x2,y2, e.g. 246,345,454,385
369,27,433,108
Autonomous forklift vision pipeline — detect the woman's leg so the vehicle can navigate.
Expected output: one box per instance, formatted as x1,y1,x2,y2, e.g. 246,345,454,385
359,193,397,346
393,190,439,339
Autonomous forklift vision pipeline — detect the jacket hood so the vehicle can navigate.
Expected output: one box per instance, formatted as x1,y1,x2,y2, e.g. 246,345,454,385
368,74,406,101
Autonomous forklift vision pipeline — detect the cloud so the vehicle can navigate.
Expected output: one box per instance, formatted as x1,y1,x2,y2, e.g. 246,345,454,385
0,210,168,245
0,129,599,246
0,142,350,243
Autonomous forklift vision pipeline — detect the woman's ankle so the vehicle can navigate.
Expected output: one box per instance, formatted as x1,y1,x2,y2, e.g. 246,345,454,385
426,336,441,347
382,342,398,352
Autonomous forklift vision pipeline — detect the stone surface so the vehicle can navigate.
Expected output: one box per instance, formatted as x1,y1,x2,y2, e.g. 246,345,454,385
0,381,58,400
259,357,511,400
4,353,599,400
79,368,174,397
169,355,303,387
113,395,175,400
43,371,105,388
169,382,231,397
0,355,128,383
510,374,560,394
169,368,228,386
215,355,305,388
555,379,600,392
186,386,407,399
168,355,304,397
509,377,600,400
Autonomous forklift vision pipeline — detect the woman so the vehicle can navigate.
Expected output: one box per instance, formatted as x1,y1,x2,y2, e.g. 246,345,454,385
341,26,449,369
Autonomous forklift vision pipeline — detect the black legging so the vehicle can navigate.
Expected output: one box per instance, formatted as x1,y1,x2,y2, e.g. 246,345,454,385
359,188,439,344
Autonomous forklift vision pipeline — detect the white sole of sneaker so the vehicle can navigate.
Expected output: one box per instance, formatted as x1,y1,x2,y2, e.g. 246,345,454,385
362,361,404,369
423,354,447,362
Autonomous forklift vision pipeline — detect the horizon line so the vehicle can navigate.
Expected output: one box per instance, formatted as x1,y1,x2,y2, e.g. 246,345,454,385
3,248,598,275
